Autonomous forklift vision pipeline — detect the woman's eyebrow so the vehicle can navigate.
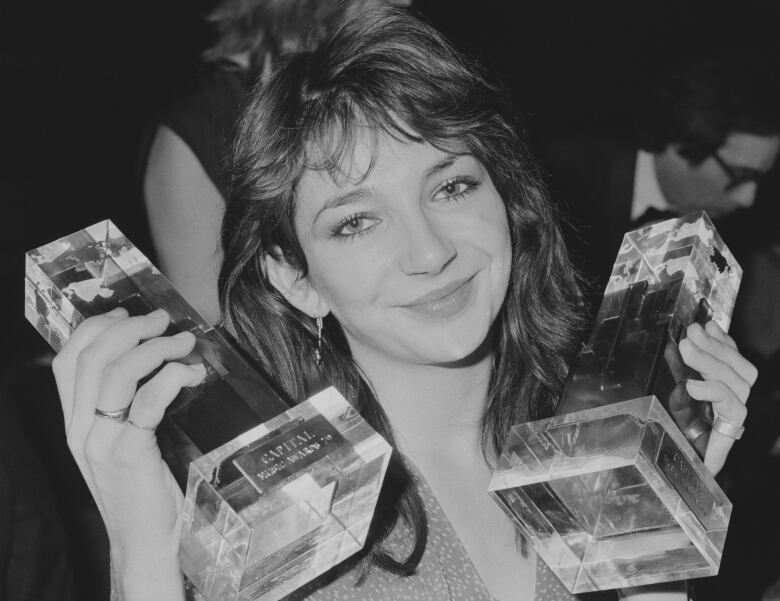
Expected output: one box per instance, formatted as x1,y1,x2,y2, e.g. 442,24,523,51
313,188,371,223
424,154,459,179
311,155,463,224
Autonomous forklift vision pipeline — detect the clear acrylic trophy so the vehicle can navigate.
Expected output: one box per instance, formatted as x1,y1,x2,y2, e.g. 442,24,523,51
489,212,740,593
25,220,392,601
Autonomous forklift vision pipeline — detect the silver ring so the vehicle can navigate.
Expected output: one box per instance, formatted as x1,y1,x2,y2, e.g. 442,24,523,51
94,406,130,422
126,418,156,432
712,415,745,440
683,417,709,443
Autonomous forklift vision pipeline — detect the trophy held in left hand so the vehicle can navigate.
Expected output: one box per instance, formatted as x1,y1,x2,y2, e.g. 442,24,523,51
25,220,392,601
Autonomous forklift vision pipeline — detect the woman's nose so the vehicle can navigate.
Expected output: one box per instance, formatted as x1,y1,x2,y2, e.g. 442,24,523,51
399,214,457,275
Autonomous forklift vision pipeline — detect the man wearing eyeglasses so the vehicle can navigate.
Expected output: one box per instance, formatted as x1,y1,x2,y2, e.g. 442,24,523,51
634,133,778,222
537,52,780,294
631,55,779,225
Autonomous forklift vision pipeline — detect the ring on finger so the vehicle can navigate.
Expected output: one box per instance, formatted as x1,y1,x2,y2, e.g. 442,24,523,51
126,417,156,432
94,405,131,422
712,415,745,440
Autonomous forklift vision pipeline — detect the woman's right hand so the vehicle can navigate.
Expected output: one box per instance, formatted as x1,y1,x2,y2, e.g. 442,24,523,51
52,307,207,599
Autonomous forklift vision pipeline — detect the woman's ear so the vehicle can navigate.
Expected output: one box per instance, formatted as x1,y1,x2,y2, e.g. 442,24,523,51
263,251,330,319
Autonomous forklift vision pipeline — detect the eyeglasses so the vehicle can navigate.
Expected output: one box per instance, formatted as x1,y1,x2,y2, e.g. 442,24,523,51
711,153,766,191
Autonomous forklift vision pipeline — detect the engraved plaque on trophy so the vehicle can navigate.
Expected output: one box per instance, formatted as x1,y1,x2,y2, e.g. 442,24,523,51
25,220,392,601
489,212,739,593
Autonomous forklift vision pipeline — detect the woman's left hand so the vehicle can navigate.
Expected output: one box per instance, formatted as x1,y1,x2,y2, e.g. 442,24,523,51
679,320,758,475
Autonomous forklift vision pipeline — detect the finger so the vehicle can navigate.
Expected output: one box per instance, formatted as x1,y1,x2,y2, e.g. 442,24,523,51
96,331,198,423
56,307,130,368
686,379,747,425
715,330,757,386
84,362,202,535
68,310,172,466
678,336,751,403
704,430,734,476
687,322,753,382
703,320,737,350
52,307,128,426
71,309,170,424
52,308,131,504
687,322,757,386
117,362,207,455
686,378,747,475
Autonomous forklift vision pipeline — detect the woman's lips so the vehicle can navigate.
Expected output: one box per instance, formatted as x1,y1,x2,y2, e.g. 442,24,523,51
400,276,475,319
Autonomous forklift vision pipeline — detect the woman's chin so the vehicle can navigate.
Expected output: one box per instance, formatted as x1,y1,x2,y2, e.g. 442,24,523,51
422,328,495,368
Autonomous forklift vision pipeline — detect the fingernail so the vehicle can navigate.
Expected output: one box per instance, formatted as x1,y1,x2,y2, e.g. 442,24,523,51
149,309,168,319
173,330,194,340
687,323,702,335
187,364,208,387
686,378,704,387
106,307,127,317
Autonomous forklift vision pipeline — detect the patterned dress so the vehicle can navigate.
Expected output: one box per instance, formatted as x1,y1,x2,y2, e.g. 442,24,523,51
297,466,588,601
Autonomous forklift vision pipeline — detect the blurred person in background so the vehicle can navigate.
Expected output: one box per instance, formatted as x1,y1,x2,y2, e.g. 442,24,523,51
143,0,411,324
536,53,780,298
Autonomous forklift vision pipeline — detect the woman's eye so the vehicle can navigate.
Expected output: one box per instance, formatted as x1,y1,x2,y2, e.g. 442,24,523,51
331,213,377,239
433,176,479,201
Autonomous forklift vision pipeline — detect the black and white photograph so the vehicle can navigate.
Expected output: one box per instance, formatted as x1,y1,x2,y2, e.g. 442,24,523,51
6,1,780,600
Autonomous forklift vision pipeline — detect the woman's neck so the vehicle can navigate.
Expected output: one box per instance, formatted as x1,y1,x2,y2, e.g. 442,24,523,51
353,346,494,463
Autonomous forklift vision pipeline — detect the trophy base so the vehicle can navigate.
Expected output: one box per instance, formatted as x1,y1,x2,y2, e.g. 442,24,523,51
179,388,391,601
488,396,730,593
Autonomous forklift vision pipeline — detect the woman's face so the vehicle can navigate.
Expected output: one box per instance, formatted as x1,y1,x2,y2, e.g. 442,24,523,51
292,128,512,367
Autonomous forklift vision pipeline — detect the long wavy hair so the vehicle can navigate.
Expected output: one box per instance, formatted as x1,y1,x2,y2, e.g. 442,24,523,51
220,6,584,580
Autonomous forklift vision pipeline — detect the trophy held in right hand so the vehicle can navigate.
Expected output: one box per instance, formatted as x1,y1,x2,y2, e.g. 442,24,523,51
489,212,740,593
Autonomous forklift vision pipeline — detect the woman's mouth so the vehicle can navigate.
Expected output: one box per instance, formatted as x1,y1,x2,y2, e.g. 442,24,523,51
401,276,475,319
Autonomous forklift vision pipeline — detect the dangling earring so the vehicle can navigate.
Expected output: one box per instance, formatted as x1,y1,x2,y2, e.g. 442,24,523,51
314,312,323,366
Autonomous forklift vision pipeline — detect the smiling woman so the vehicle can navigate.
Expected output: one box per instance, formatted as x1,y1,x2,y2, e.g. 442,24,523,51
223,7,585,436
220,9,590,599
49,6,756,601
284,135,512,366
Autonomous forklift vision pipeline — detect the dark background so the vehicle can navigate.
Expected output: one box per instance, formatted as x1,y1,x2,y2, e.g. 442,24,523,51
3,1,780,599
6,0,780,360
